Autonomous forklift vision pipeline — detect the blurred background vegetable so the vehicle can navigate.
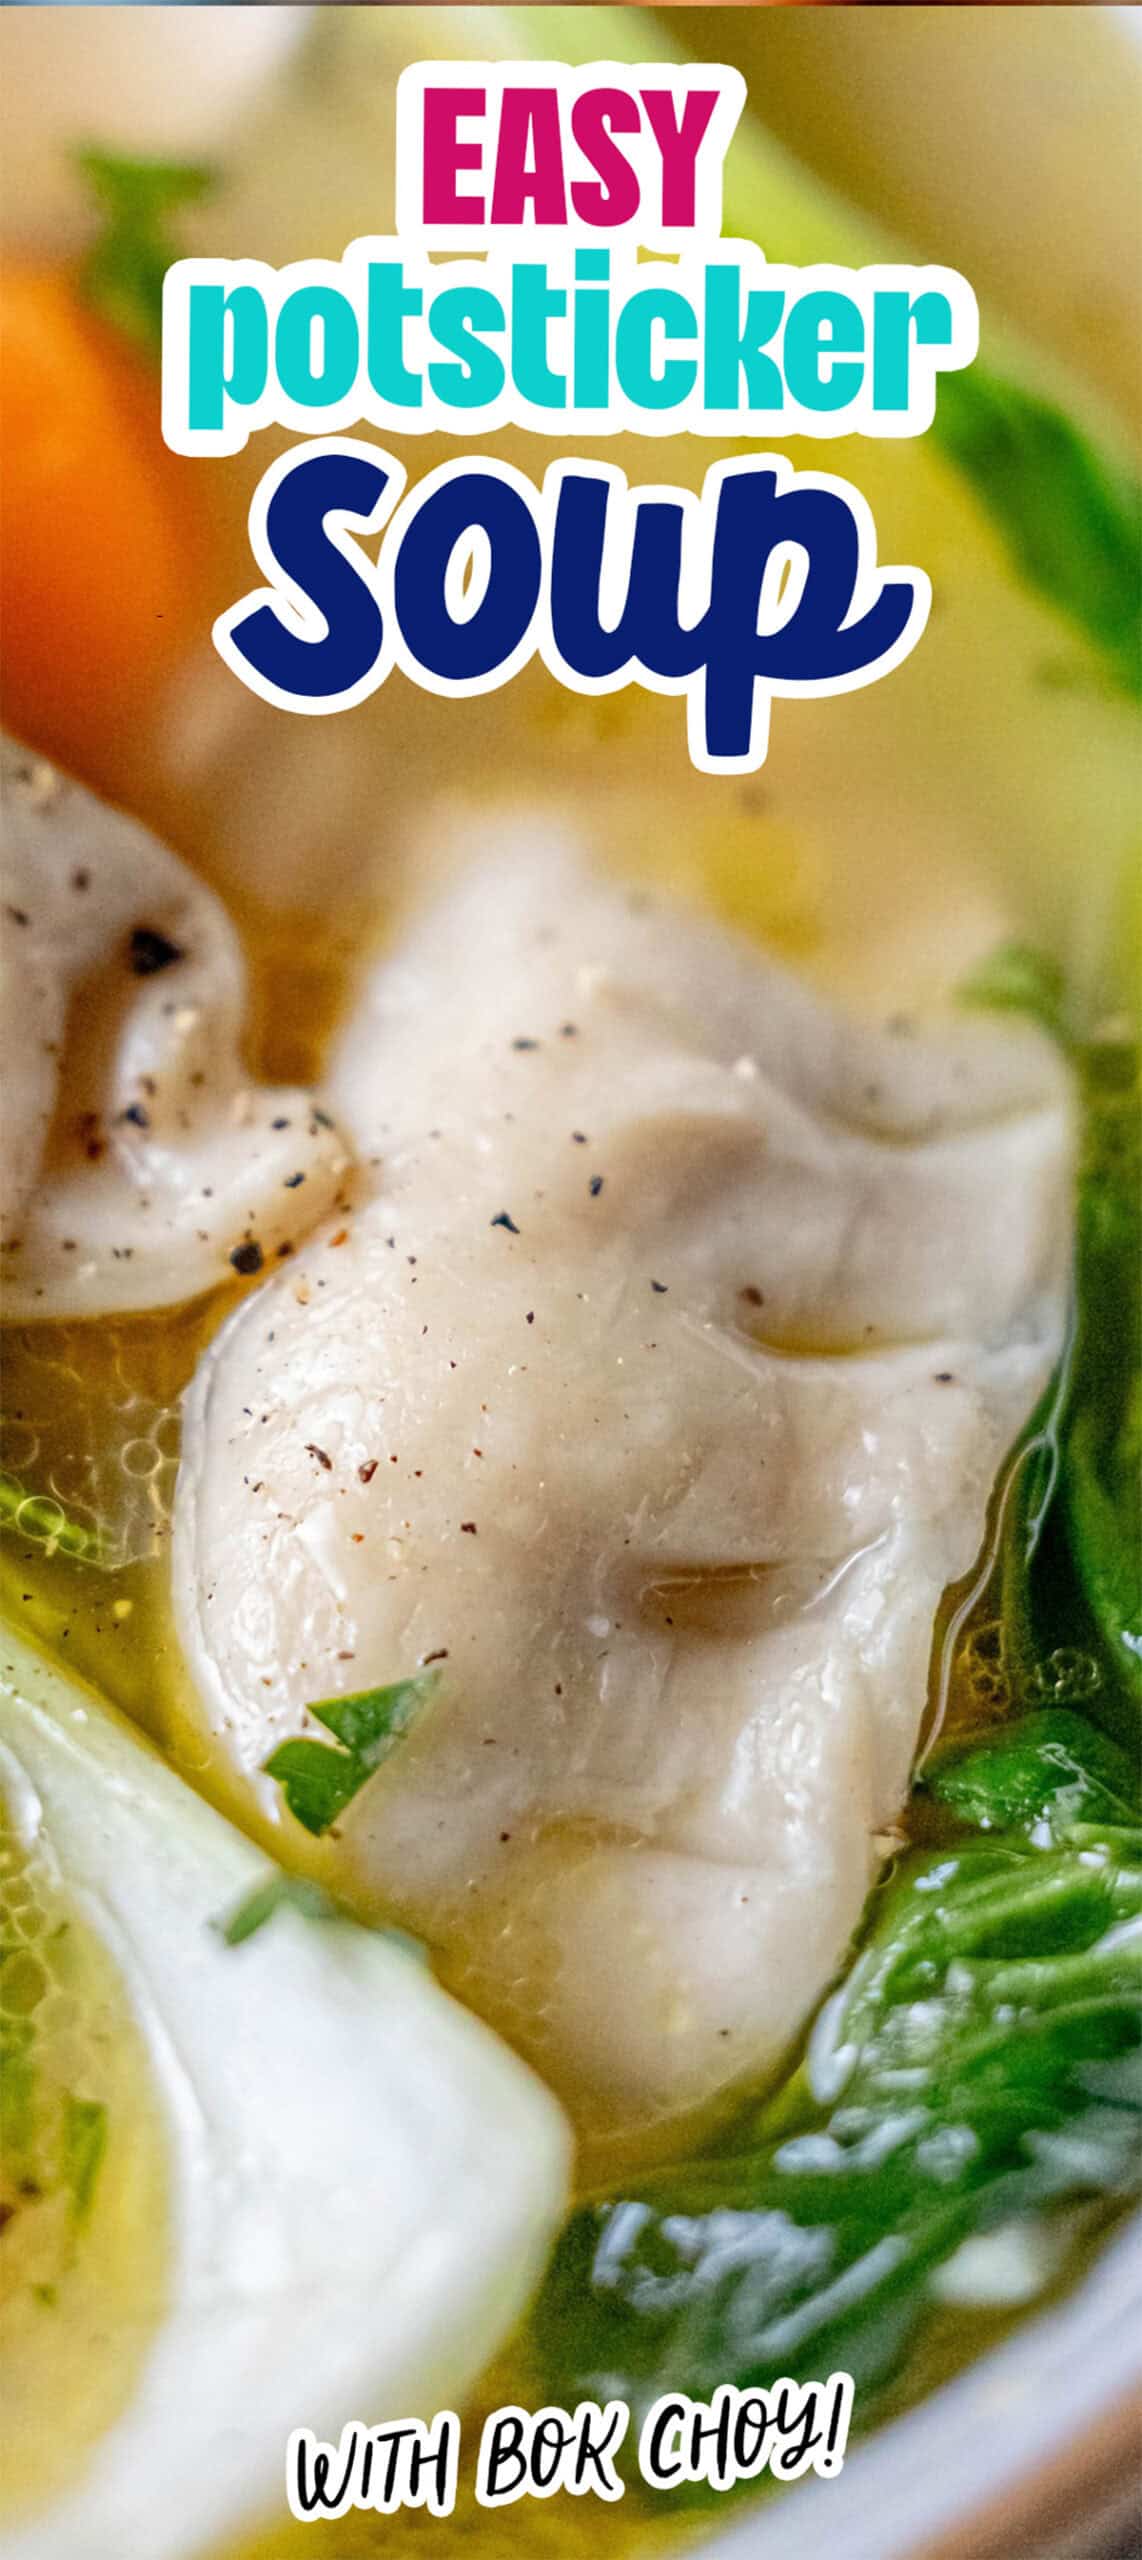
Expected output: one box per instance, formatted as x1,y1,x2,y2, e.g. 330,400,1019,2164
0,153,216,790
0,5,1138,1015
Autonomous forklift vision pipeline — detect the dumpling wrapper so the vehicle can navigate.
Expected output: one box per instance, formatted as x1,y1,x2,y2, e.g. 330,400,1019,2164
174,842,1074,2148
0,739,351,1319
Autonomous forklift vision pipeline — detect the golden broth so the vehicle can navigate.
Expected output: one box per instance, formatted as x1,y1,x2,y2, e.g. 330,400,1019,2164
0,1768,169,2519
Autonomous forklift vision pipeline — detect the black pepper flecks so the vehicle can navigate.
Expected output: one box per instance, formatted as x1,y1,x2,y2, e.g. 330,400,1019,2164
491,1211,520,1235
306,1445,333,1470
588,1175,604,1198
129,926,184,977
229,1240,264,1276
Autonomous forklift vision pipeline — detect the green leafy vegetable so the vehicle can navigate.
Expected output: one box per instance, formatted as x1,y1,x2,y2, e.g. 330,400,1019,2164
959,1030,1139,1740
77,149,214,357
263,1674,440,1837
0,1473,106,1565
535,1814,1141,2448
934,368,1142,701
1063,1039,1142,1720
924,1709,1137,1837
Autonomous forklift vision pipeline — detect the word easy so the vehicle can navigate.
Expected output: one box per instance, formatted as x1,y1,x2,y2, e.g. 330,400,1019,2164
397,60,745,245
213,438,929,773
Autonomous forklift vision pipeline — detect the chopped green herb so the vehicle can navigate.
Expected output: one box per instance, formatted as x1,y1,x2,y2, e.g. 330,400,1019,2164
216,1866,430,1964
76,148,214,358
62,2094,108,2222
215,1870,344,1947
260,1737,361,1837
959,940,1069,1045
263,1674,440,1838
0,1473,106,1565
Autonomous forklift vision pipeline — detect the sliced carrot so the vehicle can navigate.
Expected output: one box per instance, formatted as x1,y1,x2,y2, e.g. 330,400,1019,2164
0,263,206,785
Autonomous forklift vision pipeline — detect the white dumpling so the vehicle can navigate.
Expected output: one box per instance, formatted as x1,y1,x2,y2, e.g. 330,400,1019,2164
173,842,1073,2146
0,740,351,1319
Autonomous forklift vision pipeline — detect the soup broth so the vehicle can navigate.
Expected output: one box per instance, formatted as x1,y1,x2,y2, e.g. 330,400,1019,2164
0,1767,169,2519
